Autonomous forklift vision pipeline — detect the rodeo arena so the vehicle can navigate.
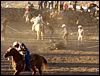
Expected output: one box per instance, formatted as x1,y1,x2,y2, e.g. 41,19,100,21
1,1,99,75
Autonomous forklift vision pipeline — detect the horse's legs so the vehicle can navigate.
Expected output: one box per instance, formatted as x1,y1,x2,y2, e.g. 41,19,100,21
37,31,40,40
1,31,5,41
14,70,20,75
26,16,29,23
41,32,44,40
38,67,42,75
31,66,37,75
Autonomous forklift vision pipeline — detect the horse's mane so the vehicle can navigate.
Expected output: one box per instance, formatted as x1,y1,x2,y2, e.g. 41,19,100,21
10,47,23,60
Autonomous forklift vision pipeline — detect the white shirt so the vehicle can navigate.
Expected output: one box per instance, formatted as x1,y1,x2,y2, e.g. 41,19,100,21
35,16,43,24
78,29,83,37
68,5,73,9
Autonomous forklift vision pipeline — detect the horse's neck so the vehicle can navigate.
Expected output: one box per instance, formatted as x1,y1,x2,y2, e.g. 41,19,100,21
32,17,36,22
13,53,23,63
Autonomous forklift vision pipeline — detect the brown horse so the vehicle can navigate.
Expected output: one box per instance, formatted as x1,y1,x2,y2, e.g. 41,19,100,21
4,47,48,75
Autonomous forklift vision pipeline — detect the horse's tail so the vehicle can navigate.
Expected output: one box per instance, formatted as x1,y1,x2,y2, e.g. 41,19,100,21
42,56,48,70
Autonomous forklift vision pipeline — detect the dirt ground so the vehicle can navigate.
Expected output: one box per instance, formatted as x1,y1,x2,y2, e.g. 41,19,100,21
1,1,99,75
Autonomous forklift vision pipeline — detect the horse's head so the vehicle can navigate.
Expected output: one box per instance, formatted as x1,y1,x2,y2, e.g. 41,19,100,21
30,17,35,23
4,46,18,58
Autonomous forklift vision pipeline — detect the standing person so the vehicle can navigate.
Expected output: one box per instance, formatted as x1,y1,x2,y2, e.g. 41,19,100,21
51,1,54,9
60,1,64,11
38,1,43,9
62,24,69,46
73,1,77,11
77,25,84,46
44,1,48,9
68,2,74,10
63,2,68,11
55,1,59,11
1,18,8,41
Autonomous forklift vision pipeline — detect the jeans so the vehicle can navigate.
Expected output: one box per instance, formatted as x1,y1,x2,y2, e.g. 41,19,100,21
25,49,31,69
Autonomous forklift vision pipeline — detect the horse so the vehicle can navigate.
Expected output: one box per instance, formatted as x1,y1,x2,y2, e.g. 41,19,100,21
23,4,33,23
23,12,32,23
4,47,48,75
31,16,45,40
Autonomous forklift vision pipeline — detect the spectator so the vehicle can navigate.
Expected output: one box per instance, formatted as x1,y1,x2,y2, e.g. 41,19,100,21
62,24,69,45
63,2,68,11
77,25,84,45
38,1,43,9
55,1,59,11
73,1,77,11
68,2,74,10
48,1,53,9
1,18,8,40
81,4,88,12
44,1,48,9
60,1,64,11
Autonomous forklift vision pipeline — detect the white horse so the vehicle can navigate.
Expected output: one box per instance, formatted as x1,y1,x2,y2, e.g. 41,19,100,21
31,17,44,40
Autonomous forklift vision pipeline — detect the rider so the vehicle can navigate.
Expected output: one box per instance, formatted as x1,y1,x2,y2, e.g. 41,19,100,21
32,13,44,31
20,43,32,71
24,1,33,18
35,14,44,24
12,42,32,71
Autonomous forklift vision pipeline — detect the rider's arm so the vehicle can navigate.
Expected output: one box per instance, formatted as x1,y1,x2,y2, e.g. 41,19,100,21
41,17,45,24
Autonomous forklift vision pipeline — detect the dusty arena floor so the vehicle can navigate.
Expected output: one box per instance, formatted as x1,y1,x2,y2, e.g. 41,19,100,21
1,22,99,75
1,1,99,75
